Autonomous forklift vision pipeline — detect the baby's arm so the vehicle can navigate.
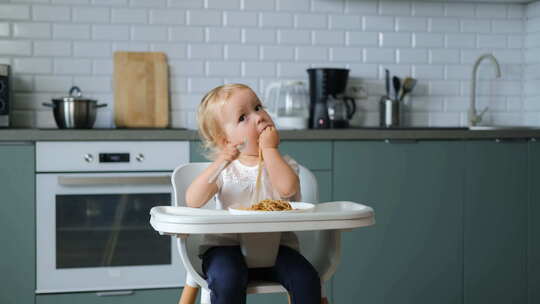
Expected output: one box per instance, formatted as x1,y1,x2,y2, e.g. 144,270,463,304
185,143,240,208
260,127,300,198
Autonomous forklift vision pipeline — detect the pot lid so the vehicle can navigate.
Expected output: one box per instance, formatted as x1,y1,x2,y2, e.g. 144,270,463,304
54,86,95,102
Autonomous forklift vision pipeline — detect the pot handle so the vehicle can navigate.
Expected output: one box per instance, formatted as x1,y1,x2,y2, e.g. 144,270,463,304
42,102,56,108
95,104,108,108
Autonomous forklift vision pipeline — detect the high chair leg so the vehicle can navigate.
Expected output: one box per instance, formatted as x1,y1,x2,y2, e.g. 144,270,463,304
179,285,199,304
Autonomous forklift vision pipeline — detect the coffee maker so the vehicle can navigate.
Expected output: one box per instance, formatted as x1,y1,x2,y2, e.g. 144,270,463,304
307,68,355,129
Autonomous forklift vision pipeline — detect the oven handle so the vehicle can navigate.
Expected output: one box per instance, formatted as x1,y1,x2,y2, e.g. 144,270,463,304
58,175,171,186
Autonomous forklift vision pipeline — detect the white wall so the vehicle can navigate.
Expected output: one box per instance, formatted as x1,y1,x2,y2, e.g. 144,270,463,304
0,0,531,129
526,1,540,126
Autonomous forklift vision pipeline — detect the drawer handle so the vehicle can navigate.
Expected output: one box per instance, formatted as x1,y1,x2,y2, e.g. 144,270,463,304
96,290,134,297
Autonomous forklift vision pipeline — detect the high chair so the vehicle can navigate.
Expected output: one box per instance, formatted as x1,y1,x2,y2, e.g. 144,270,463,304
150,162,375,304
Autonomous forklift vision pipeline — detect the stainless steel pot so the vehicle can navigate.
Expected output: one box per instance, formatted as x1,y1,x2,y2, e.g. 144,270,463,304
43,86,107,129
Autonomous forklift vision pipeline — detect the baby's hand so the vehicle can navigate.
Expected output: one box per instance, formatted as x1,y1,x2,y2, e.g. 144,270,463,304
219,142,240,162
259,126,279,149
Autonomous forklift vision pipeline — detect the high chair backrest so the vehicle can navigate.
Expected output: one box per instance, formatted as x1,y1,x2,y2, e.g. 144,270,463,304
171,162,329,276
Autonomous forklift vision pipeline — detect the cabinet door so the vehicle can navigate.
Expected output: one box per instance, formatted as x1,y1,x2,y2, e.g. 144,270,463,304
36,288,181,304
0,143,35,304
529,140,540,304
333,141,463,304
464,140,528,304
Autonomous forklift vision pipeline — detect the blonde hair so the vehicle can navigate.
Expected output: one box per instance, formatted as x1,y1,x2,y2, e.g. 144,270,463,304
197,83,252,160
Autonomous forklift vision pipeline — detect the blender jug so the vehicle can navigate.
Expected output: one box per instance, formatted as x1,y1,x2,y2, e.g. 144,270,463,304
264,80,309,130
307,68,351,129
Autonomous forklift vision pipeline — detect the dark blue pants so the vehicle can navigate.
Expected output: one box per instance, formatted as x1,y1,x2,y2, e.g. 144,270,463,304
202,245,321,304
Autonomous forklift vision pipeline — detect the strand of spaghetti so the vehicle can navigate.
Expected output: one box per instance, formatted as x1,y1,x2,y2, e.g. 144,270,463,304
252,147,263,204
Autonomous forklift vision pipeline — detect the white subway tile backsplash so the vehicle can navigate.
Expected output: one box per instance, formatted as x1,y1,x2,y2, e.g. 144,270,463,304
364,16,395,32
295,14,327,29
54,58,91,74
224,11,257,27
225,44,258,60
170,27,204,42
445,3,475,18
380,1,411,16
347,31,378,46
429,18,459,33
475,4,506,18
329,15,361,29
330,47,362,62
461,20,490,33
0,4,30,20
278,30,311,45
150,9,186,25
112,9,147,24
313,30,345,45
13,23,50,39
413,33,443,48
14,58,51,74
413,2,443,17
92,25,129,41
74,41,111,57
53,24,90,40
446,33,476,48
277,0,309,11
206,0,240,10
260,12,293,28
346,0,378,14
73,7,110,23
261,46,294,60
296,46,328,61
396,17,427,32
364,48,395,64
2,0,533,128
0,40,31,56
207,61,241,76
243,28,276,44
0,23,9,37
397,48,428,64
207,28,241,43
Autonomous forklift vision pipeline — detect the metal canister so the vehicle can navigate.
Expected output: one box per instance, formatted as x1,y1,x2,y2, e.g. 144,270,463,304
379,96,400,128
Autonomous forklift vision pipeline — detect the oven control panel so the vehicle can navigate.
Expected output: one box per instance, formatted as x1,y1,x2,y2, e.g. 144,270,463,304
36,141,189,172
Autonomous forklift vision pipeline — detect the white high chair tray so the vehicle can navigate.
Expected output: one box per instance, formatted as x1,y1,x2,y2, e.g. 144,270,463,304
150,201,374,235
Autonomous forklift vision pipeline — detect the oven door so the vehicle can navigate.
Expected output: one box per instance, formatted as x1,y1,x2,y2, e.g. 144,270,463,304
36,172,185,293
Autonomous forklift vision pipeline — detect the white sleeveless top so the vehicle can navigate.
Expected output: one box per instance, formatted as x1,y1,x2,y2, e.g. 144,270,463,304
199,156,301,254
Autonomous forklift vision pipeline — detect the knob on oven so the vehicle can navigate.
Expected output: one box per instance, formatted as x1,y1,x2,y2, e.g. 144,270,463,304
84,153,94,163
136,153,145,162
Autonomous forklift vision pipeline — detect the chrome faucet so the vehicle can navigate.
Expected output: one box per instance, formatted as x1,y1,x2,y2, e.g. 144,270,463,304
469,54,502,127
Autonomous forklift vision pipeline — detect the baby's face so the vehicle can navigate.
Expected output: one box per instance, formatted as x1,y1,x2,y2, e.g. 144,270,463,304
220,88,274,154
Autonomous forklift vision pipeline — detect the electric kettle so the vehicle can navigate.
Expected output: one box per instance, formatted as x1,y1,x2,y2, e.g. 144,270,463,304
264,81,309,130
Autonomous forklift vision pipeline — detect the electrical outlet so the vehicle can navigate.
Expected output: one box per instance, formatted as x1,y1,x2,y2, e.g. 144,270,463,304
346,81,368,100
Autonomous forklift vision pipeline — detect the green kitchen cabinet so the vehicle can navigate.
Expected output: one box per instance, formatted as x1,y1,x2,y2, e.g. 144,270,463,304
530,140,540,304
332,140,463,304
464,140,528,304
36,288,181,304
0,143,35,304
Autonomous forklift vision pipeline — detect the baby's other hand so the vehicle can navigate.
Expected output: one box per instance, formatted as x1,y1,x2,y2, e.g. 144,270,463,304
259,126,280,149
219,142,240,162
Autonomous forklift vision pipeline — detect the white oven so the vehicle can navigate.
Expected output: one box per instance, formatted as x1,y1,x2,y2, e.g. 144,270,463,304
35,141,188,293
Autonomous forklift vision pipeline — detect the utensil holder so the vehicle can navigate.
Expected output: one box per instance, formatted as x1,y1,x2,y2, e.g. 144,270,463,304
379,96,400,128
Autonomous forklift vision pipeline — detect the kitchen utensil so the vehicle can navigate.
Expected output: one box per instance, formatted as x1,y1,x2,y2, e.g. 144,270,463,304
207,138,248,184
392,76,401,101
113,52,169,128
400,77,417,101
264,80,309,130
379,96,400,128
327,95,356,128
307,68,351,129
42,86,107,129
385,69,390,97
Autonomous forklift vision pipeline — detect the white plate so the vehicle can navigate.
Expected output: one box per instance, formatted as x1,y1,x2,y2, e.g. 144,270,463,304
228,202,315,215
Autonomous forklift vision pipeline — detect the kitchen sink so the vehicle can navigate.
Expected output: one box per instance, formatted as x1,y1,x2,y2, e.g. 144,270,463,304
468,125,540,130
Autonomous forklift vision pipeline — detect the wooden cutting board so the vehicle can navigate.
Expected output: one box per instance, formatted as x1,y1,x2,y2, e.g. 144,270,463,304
114,51,169,128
